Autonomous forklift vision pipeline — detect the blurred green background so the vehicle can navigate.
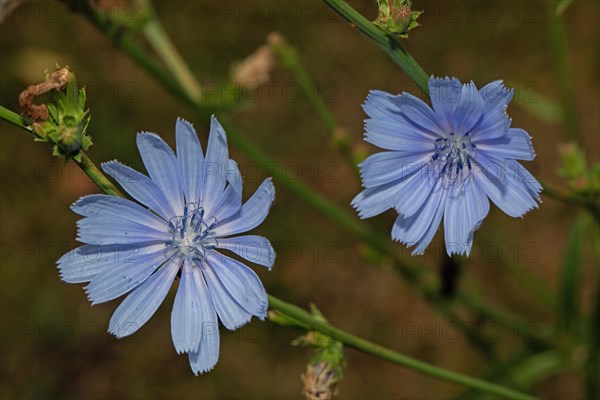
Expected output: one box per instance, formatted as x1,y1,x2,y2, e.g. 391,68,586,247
1,0,599,398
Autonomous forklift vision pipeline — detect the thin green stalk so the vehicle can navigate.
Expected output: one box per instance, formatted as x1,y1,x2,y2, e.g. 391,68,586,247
322,0,599,225
544,0,580,142
268,296,536,400
541,180,600,224
0,106,123,196
0,106,33,132
1,106,535,399
75,152,124,197
459,292,555,344
268,35,358,172
139,0,202,101
322,0,429,94
69,0,555,349
586,251,600,399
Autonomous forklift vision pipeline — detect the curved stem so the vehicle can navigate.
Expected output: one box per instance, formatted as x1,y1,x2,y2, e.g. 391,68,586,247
268,296,536,400
64,1,559,349
544,0,580,143
75,152,124,197
322,0,429,94
0,106,123,196
322,0,599,222
541,180,600,224
585,249,600,399
139,0,203,101
268,35,359,174
1,104,536,400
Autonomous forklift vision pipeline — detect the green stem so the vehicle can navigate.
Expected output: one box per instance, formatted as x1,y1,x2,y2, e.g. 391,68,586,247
0,105,33,132
139,1,203,102
69,0,560,350
322,0,429,94
459,292,555,344
268,35,358,172
544,0,580,143
0,106,124,197
75,152,124,197
541,180,600,224
321,1,599,225
0,104,535,400
268,296,536,400
586,244,600,399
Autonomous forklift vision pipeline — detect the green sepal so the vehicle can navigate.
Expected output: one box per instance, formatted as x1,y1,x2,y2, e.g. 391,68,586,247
558,143,600,195
373,0,421,39
31,70,93,161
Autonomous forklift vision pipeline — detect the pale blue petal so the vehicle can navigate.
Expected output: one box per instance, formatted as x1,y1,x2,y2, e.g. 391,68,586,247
76,217,169,245
393,164,440,218
359,151,430,188
58,243,157,284
352,181,404,219
171,259,204,354
362,90,405,122
479,80,514,112
472,81,513,141
108,256,180,338
176,118,204,205
506,159,542,200
471,111,511,141
202,255,252,330
216,235,275,269
444,185,472,256
395,93,445,136
72,194,168,231
207,251,268,319
364,115,438,150
475,128,535,161
137,133,185,217
452,82,485,135
464,180,490,233
102,161,175,219
410,188,447,255
392,177,445,249
428,76,462,132
209,159,243,223
475,154,540,217
364,91,439,139
84,244,172,305
200,116,229,213
213,178,274,237
187,290,220,376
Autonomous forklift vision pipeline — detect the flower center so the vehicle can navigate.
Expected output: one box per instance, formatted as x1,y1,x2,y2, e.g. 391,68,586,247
432,132,476,178
166,204,217,261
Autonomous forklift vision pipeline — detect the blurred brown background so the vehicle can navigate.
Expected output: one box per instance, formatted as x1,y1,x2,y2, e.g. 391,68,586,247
1,0,599,399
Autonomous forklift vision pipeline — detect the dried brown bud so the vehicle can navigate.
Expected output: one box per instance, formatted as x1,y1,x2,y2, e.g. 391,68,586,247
19,67,71,122
301,362,339,400
232,44,276,87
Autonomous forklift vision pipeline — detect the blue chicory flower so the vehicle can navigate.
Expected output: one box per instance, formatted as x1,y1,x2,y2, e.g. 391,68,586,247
58,116,275,374
352,77,541,256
